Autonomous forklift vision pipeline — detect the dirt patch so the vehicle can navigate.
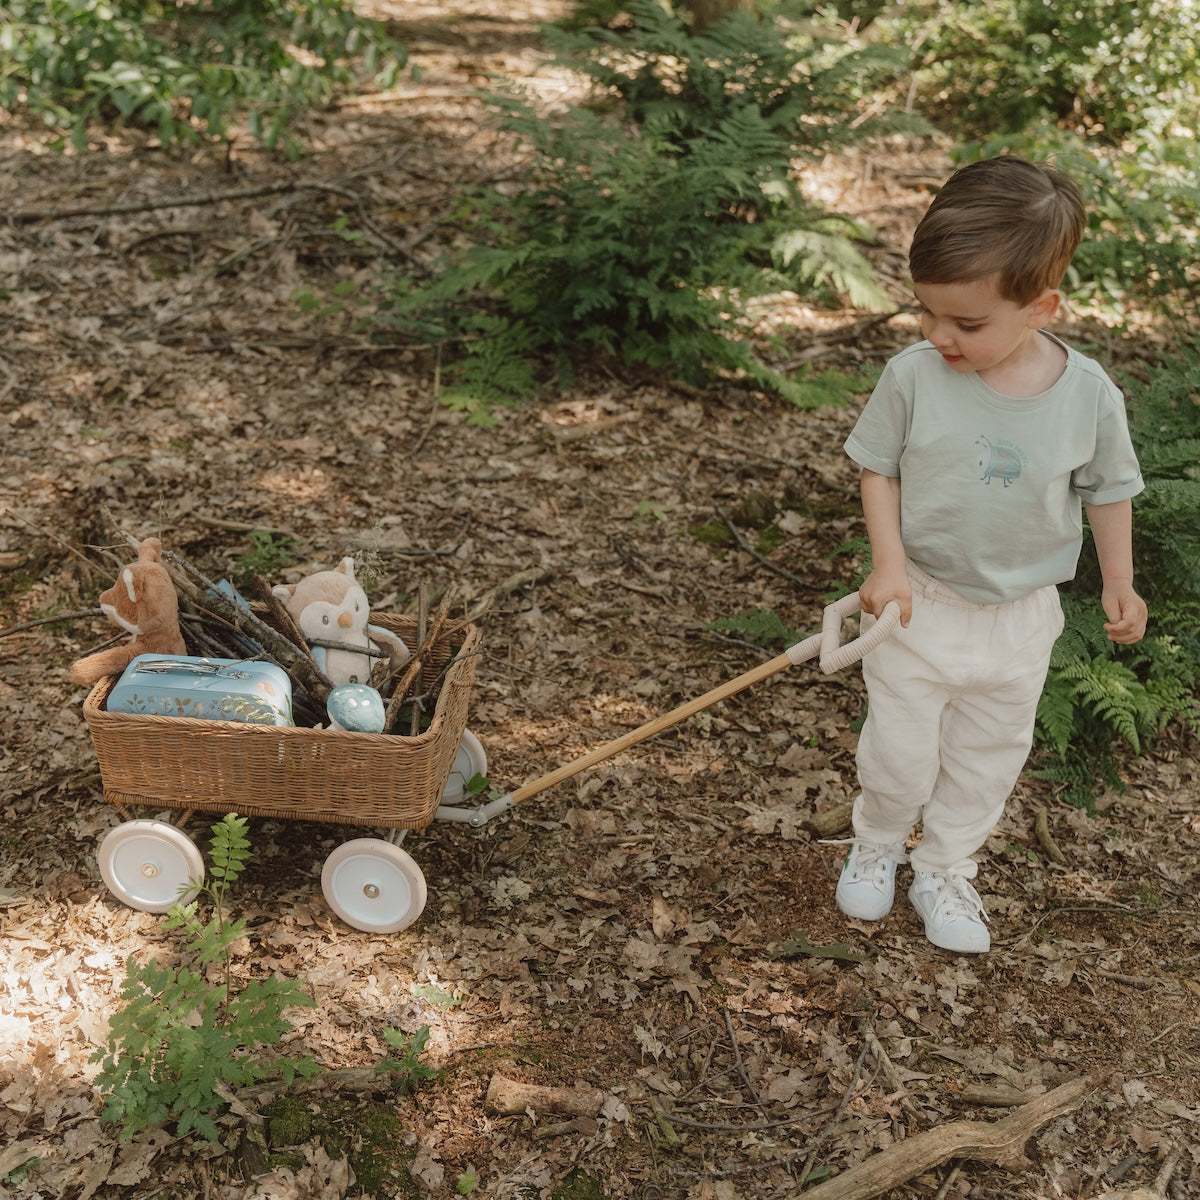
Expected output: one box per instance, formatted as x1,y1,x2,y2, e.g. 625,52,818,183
1,5,1198,1199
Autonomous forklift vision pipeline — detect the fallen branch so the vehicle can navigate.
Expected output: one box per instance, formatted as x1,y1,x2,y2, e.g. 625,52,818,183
790,1073,1102,1200
230,1065,407,1110
12,180,307,223
485,1074,606,1118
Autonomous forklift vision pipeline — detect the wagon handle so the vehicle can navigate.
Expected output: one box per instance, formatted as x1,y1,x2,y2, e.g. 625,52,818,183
500,594,901,809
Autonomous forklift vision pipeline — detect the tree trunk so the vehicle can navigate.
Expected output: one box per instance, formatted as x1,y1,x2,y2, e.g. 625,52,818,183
688,0,753,33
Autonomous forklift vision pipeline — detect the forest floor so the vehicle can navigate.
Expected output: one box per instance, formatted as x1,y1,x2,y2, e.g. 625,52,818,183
1,3,1198,1199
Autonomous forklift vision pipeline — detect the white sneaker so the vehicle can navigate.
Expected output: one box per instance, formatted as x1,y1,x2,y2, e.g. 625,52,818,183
908,870,990,953
828,838,907,921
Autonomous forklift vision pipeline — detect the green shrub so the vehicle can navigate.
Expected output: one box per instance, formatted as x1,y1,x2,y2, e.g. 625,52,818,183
1034,342,1200,801
0,0,404,152
874,4,1200,327
879,1,1200,143
92,815,321,1140
951,129,1200,327
369,0,922,416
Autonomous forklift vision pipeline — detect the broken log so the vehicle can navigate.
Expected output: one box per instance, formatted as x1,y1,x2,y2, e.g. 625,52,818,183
485,1074,606,1118
806,801,853,839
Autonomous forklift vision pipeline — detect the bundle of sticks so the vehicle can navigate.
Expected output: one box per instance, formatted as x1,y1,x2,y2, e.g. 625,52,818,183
155,549,469,734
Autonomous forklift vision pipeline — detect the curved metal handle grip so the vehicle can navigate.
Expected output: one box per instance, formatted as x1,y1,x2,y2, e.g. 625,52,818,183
816,592,902,674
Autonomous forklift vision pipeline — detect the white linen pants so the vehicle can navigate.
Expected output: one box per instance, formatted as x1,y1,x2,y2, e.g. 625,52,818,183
853,562,1064,874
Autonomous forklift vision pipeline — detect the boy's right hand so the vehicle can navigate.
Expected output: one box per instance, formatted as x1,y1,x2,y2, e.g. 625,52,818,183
860,565,912,627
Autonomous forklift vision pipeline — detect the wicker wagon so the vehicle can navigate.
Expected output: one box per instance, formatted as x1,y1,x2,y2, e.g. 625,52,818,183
82,614,484,933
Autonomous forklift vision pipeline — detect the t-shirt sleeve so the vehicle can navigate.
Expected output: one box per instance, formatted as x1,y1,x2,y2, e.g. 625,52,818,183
1072,381,1145,505
843,360,910,477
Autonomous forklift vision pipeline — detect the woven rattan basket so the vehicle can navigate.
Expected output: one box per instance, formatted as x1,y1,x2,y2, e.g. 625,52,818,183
82,615,480,831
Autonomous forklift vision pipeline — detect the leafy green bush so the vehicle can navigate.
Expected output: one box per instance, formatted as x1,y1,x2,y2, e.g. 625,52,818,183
1035,342,1200,801
370,0,921,417
0,0,404,152
951,129,1200,327
92,815,320,1140
879,1,1200,143
874,4,1200,327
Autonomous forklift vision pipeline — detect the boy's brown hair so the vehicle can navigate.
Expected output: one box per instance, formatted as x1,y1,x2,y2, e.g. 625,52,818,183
908,157,1085,306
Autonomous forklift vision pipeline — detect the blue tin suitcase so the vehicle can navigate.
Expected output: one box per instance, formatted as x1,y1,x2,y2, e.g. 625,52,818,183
107,655,294,726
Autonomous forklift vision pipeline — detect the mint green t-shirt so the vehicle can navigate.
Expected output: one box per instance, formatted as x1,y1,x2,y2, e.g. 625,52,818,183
844,334,1144,605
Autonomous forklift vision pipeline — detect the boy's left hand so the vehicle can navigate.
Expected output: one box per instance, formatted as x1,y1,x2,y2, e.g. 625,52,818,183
1102,582,1148,644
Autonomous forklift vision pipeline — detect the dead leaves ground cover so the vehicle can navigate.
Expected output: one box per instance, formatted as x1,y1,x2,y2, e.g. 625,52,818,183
1,2,1199,1198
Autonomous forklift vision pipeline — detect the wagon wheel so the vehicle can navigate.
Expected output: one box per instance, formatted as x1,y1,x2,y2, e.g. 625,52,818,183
98,819,205,913
442,728,488,803
321,839,428,934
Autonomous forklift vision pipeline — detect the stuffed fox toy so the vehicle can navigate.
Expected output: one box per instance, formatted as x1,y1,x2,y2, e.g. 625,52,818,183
69,537,187,687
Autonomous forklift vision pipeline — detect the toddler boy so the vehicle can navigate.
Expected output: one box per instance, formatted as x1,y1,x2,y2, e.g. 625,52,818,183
836,156,1147,953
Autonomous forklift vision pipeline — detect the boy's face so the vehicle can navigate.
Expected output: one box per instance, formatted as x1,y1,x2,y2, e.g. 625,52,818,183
913,275,1059,379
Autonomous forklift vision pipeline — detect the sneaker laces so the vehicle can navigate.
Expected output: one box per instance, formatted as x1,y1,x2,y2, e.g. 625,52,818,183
822,837,907,883
930,871,989,925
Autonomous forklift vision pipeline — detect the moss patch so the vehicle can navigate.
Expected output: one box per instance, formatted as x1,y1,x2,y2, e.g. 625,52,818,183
263,1094,417,1197
551,1167,607,1200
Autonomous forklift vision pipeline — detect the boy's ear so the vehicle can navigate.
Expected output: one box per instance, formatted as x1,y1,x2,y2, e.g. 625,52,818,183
1028,289,1062,327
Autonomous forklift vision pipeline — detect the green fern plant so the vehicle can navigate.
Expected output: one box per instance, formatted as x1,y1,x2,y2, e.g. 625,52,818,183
91,815,320,1141
370,0,921,417
1032,340,1200,800
705,608,801,650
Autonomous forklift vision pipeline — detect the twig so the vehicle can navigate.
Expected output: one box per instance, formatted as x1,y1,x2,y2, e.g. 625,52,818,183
796,1040,872,1188
1094,969,1153,991
1153,1142,1184,1194
859,1017,920,1120
410,347,443,458
0,609,102,638
3,506,112,575
162,551,333,700
714,505,810,588
723,1008,765,1113
382,584,458,734
252,576,320,672
657,1102,839,1133
932,1163,963,1200
11,181,314,223
189,514,298,537
671,1146,814,1181
465,566,553,623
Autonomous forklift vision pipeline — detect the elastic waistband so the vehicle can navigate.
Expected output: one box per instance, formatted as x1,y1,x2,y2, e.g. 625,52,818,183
905,560,1059,613
906,561,1001,611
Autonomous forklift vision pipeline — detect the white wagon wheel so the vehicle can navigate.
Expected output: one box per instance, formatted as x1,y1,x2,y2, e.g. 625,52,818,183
321,838,428,933
98,820,204,913
442,728,488,803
